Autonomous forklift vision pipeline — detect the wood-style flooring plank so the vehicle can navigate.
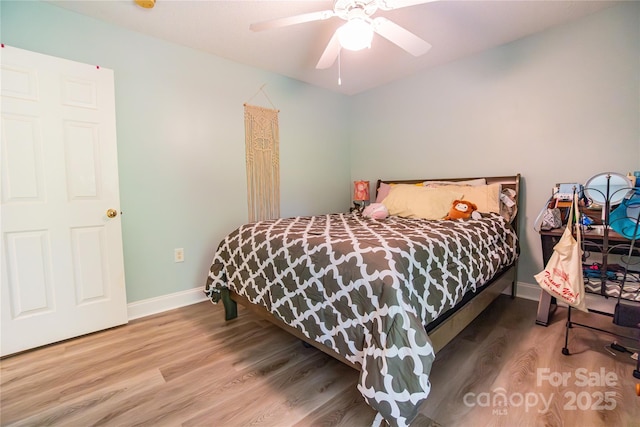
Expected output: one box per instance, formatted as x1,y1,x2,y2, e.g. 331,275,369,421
6,369,167,427
420,298,640,427
1,296,639,427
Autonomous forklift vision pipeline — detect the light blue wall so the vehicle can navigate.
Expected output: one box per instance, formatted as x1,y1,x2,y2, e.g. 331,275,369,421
1,1,351,302
2,1,638,302
349,2,640,286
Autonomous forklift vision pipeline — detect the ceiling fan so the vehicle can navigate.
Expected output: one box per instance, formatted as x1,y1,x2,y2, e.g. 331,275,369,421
250,0,437,69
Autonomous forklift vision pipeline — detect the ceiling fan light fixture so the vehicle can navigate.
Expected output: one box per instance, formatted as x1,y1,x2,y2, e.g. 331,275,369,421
337,18,373,51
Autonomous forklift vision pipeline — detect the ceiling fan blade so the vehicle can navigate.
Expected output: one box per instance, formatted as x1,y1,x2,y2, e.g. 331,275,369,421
250,10,335,32
316,31,341,69
372,17,431,56
377,0,439,11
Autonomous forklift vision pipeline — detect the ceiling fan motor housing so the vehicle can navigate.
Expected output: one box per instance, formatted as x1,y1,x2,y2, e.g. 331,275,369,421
335,0,379,21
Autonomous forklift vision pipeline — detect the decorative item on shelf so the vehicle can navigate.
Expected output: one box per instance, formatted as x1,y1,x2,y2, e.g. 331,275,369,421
352,180,370,213
540,207,562,230
584,172,634,224
584,172,633,206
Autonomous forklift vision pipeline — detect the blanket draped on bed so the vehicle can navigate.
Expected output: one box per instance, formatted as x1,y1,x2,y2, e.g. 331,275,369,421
204,212,518,426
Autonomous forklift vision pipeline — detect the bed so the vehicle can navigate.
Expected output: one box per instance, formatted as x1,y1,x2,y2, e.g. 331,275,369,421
204,175,520,427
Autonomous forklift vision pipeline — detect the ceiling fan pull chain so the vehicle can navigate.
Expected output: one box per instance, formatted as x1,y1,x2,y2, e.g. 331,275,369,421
338,50,342,86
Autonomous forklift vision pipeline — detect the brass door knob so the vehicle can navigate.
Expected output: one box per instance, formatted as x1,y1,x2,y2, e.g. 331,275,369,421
106,209,118,218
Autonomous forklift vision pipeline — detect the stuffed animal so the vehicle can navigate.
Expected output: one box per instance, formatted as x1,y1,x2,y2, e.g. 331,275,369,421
362,203,389,220
444,200,478,220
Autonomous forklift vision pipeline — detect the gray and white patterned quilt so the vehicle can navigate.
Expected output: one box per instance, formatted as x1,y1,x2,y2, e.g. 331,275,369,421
204,212,518,426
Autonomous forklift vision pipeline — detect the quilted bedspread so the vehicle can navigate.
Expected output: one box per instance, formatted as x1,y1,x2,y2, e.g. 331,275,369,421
204,212,518,426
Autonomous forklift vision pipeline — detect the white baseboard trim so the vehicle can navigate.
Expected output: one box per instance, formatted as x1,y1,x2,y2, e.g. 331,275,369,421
503,281,542,302
127,286,208,321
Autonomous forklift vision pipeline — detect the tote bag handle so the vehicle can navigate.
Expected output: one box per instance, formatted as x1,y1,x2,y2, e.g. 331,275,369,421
566,192,581,255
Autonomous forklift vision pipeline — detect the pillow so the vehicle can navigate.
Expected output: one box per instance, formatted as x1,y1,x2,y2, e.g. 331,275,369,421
375,182,423,203
375,182,392,203
362,203,389,220
500,187,518,223
382,185,464,220
437,183,502,214
423,178,487,187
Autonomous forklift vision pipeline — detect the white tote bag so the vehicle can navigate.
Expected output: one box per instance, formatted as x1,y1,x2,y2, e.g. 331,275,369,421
534,193,587,312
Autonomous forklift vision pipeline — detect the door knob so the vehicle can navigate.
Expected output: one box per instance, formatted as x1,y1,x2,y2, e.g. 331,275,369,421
106,209,118,218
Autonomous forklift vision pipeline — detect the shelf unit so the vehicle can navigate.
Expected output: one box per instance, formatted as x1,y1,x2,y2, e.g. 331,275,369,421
560,175,640,379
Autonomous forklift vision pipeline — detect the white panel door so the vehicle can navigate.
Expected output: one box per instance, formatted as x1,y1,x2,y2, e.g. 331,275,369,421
1,46,127,356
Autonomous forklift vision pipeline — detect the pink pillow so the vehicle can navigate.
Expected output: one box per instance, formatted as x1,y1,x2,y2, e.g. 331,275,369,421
376,183,391,203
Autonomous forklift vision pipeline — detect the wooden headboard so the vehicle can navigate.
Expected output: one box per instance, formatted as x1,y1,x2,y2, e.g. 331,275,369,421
376,175,520,195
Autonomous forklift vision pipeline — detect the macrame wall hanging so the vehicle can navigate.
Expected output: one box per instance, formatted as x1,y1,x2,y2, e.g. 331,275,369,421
244,97,280,222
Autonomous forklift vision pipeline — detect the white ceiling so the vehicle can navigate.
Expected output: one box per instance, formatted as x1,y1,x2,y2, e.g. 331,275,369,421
47,0,621,95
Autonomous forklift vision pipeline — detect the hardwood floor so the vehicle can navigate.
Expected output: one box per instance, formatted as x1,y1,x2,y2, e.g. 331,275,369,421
1,295,638,426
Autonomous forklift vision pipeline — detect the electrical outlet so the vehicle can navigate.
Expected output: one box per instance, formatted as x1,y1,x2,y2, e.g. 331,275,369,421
174,248,184,263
